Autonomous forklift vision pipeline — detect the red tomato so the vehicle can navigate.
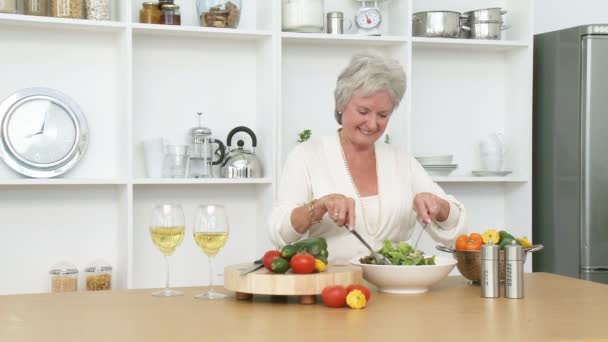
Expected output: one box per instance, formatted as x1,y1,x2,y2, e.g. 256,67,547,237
321,286,347,308
263,250,282,272
290,253,315,274
346,285,371,301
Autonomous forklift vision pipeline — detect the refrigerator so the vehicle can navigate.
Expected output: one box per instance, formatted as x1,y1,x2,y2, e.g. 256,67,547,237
533,24,608,284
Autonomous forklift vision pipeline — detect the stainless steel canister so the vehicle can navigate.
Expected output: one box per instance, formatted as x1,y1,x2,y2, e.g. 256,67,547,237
326,11,345,34
481,242,500,298
505,244,524,299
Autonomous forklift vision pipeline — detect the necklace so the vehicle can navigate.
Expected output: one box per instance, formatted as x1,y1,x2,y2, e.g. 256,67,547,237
337,133,382,237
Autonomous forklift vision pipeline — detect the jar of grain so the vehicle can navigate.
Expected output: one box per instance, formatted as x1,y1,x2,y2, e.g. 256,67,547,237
140,2,161,24
49,261,79,293
24,0,49,16
0,0,18,13
84,260,112,291
85,0,111,20
51,0,85,19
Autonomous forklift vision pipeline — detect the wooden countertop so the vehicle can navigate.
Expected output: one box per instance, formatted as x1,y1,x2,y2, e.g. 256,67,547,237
1,273,607,342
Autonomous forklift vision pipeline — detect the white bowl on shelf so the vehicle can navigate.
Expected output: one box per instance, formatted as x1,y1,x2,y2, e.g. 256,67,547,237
415,155,454,165
350,256,457,294
422,164,457,176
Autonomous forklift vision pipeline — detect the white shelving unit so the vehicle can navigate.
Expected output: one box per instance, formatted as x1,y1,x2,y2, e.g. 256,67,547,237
0,0,533,295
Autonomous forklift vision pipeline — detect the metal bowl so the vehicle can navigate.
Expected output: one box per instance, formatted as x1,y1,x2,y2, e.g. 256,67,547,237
436,244,543,283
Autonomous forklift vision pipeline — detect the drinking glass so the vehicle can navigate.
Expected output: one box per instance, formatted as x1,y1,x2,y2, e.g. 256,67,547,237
193,204,230,299
149,204,185,297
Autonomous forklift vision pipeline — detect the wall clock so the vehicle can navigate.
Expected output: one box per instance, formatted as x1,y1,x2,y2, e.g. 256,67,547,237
0,88,88,178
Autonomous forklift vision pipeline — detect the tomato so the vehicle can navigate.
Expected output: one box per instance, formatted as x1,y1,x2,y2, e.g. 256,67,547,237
321,286,347,308
455,233,483,251
263,250,283,272
290,253,315,274
346,285,371,301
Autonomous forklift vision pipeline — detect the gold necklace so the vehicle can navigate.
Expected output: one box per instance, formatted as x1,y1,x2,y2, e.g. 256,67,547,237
337,133,382,236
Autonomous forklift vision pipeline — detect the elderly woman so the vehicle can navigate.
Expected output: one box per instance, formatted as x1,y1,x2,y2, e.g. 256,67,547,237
269,51,466,262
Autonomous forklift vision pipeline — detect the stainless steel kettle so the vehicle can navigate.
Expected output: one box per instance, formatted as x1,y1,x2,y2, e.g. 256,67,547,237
221,126,262,178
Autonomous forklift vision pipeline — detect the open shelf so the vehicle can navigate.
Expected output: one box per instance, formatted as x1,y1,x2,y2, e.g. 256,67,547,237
0,178,128,185
281,32,408,46
412,37,529,50
132,23,272,40
432,176,528,183
0,13,126,32
132,178,273,185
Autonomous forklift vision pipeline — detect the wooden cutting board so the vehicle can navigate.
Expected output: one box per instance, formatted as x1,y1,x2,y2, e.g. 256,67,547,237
224,263,362,299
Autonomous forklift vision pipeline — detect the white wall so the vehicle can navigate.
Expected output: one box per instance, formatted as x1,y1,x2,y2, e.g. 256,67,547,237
535,0,608,34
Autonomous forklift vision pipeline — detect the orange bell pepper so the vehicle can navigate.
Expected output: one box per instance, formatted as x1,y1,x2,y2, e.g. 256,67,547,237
455,233,483,251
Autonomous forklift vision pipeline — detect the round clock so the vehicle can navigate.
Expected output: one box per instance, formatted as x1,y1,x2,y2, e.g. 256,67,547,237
0,88,88,178
355,2,382,36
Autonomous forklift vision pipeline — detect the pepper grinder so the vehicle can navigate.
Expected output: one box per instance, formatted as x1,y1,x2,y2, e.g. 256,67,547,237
505,243,524,299
481,240,500,298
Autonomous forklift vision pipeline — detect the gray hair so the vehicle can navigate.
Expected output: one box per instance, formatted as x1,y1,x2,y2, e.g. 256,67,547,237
334,51,407,124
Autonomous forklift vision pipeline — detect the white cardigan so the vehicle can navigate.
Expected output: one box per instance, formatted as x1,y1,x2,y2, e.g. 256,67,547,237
268,133,467,261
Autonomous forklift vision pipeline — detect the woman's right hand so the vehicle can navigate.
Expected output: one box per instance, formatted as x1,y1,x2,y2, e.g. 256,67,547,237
317,193,356,230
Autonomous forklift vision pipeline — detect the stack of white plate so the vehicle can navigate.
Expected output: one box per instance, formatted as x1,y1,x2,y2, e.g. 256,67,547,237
415,155,457,176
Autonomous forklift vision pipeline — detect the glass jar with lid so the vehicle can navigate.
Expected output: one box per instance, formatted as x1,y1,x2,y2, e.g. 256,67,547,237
85,0,112,20
0,0,18,13
84,260,112,291
24,0,49,16
49,261,79,293
160,4,181,25
140,2,161,24
197,0,242,28
51,0,85,19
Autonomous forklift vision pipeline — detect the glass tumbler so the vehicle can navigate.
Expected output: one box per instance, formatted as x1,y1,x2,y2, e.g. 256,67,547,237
162,145,188,178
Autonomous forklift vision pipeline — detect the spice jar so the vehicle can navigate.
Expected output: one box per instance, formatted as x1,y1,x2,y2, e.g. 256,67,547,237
197,0,242,28
160,4,181,25
85,0,111,20
49,261,79,293
51,0,85,19
140,2,161,24
0,0,18,13
84,260,112,291
24,0,49,16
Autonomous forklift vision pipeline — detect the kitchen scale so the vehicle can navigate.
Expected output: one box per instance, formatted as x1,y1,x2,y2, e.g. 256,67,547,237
354,0,384,36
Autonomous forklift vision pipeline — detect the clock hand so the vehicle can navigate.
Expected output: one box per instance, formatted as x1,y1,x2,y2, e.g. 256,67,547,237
366,14,371,24
40,111,49,134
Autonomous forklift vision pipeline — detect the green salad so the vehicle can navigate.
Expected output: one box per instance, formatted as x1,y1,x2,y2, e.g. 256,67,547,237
360,240,436,266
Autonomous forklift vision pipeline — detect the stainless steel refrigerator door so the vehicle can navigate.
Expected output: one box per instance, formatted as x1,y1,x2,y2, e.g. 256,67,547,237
581,36,608,280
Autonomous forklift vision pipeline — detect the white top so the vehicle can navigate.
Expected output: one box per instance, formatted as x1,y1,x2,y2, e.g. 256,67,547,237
268,133,467,261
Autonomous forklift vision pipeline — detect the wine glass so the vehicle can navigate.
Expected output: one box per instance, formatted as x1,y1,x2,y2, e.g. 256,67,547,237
149,204,185,297
193,204,230,299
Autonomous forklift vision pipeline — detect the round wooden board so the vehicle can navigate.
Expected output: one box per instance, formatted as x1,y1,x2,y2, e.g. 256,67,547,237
224,263,363,295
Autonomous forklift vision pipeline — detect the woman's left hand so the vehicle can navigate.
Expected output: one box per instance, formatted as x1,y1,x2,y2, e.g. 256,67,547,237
413,192,450,224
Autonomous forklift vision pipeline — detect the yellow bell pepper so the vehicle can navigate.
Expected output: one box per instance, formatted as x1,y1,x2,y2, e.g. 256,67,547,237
517,237,532,248
482,229,500,245
346,289,367,309
314,259,327,273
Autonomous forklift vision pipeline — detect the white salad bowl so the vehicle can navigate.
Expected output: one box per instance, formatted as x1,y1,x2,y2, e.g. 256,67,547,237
350,256,457,294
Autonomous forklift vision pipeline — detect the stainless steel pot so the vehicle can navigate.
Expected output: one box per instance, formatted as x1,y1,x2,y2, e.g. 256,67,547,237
462,21,510,40
462,7,507,23
436,244,543,283
412,11,463,38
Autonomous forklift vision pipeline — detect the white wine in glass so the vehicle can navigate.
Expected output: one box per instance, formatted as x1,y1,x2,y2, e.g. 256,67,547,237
193,204,229,299
150,204,185,297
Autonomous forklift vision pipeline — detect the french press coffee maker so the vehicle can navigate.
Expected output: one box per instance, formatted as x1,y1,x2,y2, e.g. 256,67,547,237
188,112,225,178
